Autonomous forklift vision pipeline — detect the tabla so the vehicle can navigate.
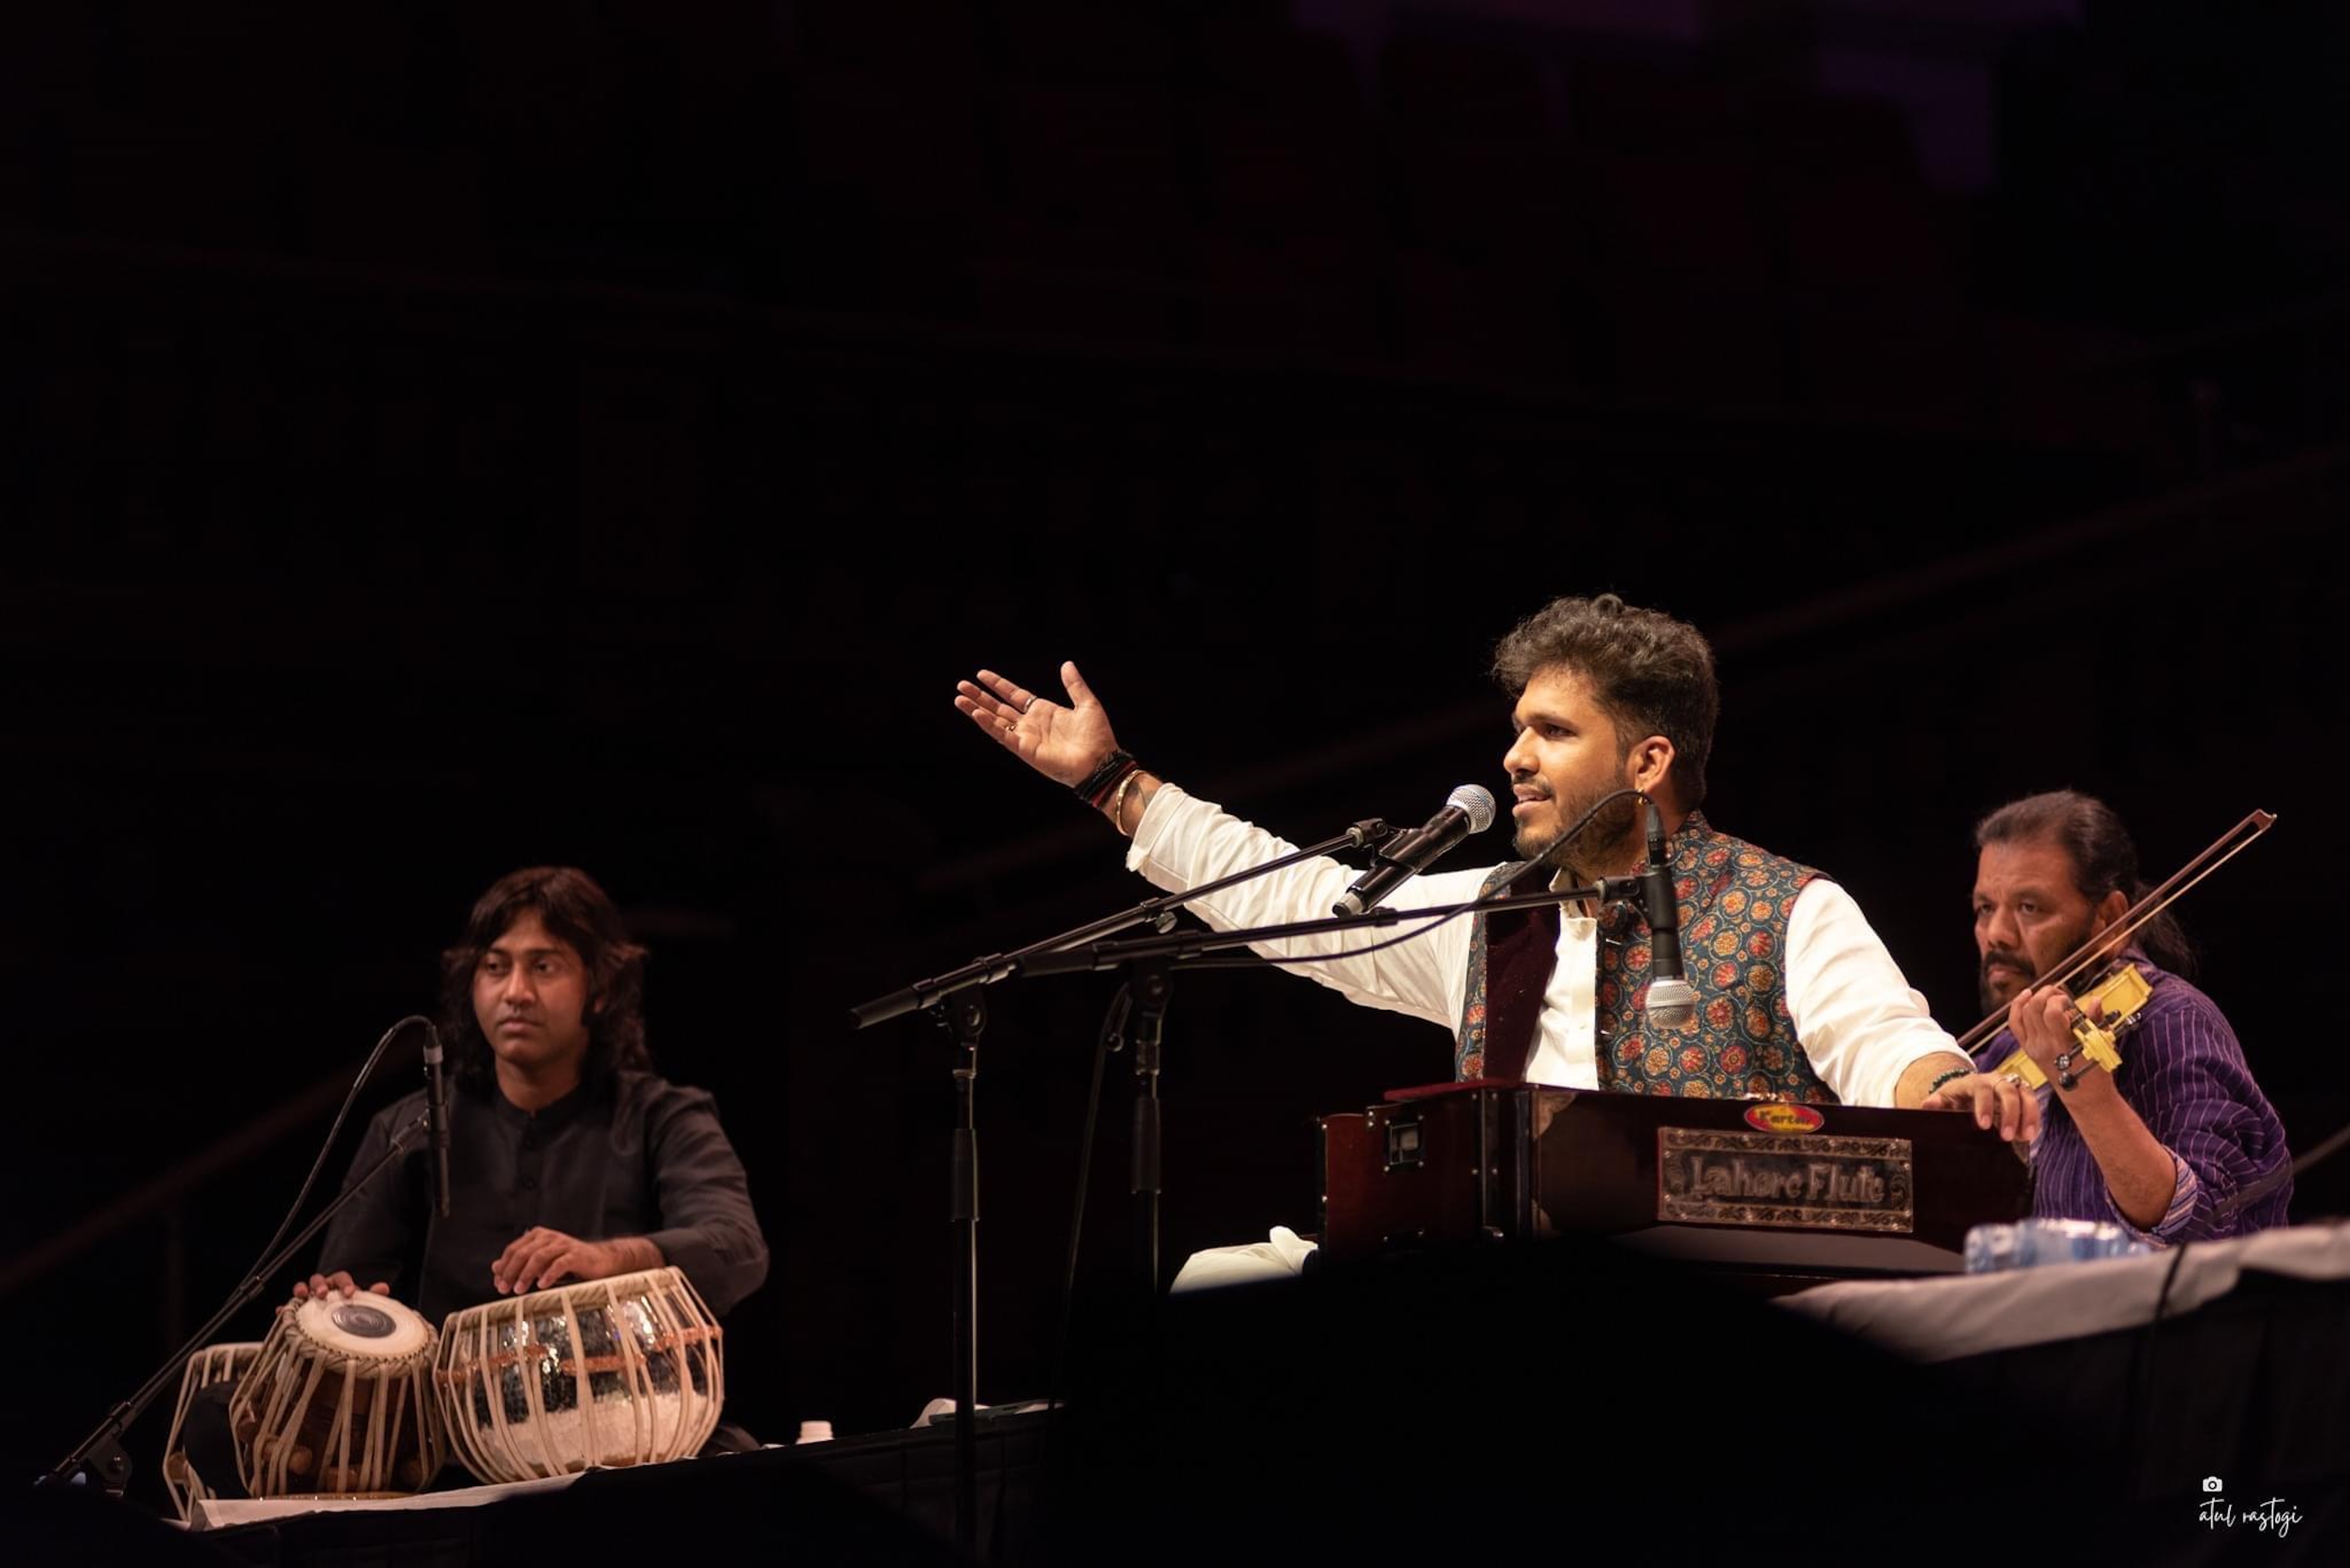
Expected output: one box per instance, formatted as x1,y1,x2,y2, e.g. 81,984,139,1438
230,1292,444,1497
435,1266,723,1483
160,1340,260,1521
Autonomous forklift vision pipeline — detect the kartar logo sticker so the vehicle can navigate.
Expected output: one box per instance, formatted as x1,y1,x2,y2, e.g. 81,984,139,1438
1743,1104,1824,1135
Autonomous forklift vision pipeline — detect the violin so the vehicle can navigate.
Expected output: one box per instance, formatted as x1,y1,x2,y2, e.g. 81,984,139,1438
1987,958,2150,1091
1956,809,2276,1092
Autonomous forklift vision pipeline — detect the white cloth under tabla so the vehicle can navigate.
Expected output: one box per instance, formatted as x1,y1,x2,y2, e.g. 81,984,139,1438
186,1472,586,1530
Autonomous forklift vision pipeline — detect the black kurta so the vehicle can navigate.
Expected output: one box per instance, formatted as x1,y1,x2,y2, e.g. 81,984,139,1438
320,1068,769,1322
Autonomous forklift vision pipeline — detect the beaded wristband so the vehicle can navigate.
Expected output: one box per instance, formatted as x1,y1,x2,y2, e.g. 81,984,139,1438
1087,760,1140,811
1925,1065,1973,1096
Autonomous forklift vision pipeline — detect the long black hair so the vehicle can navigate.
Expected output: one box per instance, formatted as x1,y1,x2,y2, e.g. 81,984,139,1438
438,866,653,1092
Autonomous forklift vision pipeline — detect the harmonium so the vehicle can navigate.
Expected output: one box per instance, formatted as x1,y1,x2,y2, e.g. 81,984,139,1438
1318,1081,2032,1290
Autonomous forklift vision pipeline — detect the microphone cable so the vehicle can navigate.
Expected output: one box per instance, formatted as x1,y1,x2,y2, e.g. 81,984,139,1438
235,1015,437,1289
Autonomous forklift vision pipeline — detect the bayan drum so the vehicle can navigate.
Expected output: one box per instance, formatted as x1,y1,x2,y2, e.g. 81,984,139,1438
160,1341,261,1520
435,1266,723,1483
230,1292,444,1497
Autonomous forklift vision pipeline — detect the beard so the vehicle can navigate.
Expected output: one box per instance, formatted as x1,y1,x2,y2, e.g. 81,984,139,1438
1977,946,2030,1016
1515,778,1642,881
1976,918,2093,1015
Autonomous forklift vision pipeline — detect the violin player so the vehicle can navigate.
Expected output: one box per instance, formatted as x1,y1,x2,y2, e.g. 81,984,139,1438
1928,790,2292,1239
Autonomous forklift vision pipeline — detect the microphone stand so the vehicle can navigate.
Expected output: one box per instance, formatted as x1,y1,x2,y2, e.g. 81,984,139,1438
938,988,983,1555
1016,878,1639,979
847,818,1399,1555
848,820,1398,1030
1126,960,1171,1297
40,1111,433,1497
1018,877,1641,1311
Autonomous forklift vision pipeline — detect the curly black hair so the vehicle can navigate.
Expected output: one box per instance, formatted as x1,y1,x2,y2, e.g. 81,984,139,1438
1491,592,1720,810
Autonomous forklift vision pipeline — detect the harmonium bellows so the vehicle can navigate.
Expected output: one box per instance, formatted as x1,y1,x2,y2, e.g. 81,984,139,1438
1317,1081,2032,1286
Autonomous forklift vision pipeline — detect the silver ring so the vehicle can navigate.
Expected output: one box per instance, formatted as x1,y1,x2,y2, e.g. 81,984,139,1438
2000,1071,2026,1090
1017,696,1033,714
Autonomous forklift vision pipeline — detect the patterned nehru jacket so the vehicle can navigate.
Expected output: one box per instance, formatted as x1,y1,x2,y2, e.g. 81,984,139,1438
1453,811,1833,1101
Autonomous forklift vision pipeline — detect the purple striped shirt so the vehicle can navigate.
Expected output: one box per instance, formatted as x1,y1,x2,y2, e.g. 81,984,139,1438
1971,959,2292,1241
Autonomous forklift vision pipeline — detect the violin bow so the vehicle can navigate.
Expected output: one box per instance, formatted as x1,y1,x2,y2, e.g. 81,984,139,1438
1951,808,2277,1058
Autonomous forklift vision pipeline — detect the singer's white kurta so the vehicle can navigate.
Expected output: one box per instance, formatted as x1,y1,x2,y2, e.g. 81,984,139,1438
1125,785,1957,1106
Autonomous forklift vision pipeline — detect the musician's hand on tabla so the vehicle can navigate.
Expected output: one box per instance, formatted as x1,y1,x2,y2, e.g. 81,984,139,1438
293,1271,391,1302
954,662,1120,787
492,1227,618,1295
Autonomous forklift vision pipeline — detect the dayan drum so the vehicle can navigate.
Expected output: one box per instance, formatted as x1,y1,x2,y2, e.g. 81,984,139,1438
161,1341,261,1521
435,1266,723,1483
230,1292,444,1497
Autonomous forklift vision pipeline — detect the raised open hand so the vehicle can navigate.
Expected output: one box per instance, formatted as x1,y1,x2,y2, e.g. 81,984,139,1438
953,662,1119,786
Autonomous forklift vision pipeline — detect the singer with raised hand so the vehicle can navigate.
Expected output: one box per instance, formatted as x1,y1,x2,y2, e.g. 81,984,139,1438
956,594,1985,1110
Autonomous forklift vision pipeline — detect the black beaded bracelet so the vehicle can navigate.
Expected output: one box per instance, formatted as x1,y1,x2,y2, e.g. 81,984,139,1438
1087,758,1141,810
1925,1065,1973,1096
1073,749,1137,805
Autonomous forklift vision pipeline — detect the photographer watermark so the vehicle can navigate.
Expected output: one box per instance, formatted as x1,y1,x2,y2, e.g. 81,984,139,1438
2199,1477,2303,1539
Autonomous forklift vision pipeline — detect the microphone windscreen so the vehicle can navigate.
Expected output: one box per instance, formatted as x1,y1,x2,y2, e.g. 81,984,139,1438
1448,784,1497,834
1647,978,1698,1030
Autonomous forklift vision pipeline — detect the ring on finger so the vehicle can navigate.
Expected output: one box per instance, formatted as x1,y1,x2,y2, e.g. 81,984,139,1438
2000,1071,2026,1090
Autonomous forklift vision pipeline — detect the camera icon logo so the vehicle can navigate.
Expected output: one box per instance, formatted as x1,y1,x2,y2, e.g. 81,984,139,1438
2203,1477,2224,1494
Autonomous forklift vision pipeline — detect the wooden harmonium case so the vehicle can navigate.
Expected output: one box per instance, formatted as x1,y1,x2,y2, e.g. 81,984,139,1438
1318,1081,2031,1281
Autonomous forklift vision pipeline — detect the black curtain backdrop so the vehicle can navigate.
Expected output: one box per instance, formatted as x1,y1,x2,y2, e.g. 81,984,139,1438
4,0,2346,1514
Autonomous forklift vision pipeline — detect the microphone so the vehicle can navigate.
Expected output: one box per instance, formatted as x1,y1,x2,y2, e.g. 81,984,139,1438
421,1022,452,1219
1333,785,1497,917
1639,799,1697,1029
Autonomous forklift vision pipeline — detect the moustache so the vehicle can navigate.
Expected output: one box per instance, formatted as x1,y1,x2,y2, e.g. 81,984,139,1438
1979,949,2031,983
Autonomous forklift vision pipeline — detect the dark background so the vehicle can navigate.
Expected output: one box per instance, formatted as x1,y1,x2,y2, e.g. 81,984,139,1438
4,0,2346,1508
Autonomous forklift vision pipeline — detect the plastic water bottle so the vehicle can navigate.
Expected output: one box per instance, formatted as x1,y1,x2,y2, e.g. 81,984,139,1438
1964,1218,2152,1273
